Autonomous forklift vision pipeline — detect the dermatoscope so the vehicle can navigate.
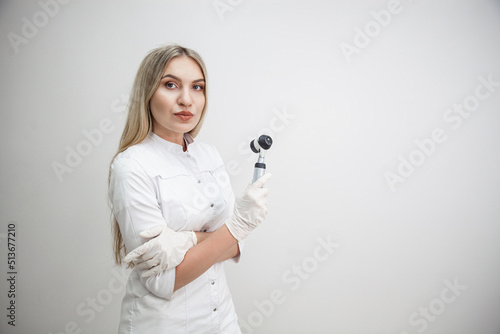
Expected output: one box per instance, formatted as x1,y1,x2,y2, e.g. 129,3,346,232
250,135,273,183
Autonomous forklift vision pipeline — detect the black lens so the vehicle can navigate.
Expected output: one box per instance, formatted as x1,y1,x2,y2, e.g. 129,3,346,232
259,135,273,150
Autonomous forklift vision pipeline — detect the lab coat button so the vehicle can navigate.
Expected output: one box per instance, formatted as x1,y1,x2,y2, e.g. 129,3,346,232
210,203,214,208
211,281,215,285
213,308,217,312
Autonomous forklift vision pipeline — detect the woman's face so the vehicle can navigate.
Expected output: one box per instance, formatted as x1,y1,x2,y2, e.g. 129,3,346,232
150,56,205,145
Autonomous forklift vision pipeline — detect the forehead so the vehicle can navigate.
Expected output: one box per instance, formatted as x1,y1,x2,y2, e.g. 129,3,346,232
162,56,204,79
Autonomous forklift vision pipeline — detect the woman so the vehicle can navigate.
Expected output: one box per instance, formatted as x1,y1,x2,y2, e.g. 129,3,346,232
108,45,271,333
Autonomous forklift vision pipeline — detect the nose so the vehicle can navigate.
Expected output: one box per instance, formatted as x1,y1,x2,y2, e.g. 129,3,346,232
178,87,193,107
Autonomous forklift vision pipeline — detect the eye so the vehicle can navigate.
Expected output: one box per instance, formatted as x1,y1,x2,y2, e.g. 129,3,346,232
165,82,177,89
193,84,204,91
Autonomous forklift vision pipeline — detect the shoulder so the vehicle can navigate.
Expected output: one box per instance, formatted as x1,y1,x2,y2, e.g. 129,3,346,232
191,140,224,167
194,140,221,157
110,138,155,175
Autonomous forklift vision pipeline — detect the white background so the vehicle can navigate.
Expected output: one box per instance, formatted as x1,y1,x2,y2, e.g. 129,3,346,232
1,1,500,333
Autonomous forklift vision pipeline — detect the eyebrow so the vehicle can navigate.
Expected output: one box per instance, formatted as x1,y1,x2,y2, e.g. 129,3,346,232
161,74,205,83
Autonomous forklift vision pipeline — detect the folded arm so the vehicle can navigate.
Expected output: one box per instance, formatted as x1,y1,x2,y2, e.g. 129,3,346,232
174,225,239,291
194,231,240,263
127,173,272,293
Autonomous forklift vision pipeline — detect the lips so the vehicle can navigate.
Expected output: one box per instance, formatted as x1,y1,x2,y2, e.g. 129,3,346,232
174,111,194,121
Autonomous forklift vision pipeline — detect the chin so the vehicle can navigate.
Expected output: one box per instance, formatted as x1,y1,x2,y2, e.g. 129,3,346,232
176,124,196,134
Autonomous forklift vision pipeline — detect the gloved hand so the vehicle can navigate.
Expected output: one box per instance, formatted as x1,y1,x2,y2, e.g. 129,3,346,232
225,173,272,242
123,225,197,278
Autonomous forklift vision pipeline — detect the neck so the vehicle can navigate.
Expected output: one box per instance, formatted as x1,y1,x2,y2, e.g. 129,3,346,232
153,129,185,149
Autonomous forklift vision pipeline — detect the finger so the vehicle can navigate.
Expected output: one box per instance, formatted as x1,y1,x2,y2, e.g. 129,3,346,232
258,187,270,197
136,254,160,271
252,173,272,188
138,225,165,239
123,242,151,263
144,255,160,268
138,251,155,263
141,266,160,278
135,261,151,270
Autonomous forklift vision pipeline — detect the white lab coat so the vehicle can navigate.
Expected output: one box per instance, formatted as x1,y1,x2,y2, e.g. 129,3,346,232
108,132,242,333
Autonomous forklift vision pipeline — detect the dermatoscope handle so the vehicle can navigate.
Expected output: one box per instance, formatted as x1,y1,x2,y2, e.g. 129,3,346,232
253,161,266,183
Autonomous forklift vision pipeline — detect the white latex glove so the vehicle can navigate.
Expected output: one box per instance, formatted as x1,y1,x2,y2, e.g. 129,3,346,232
225,173,272,242
123,225,197,278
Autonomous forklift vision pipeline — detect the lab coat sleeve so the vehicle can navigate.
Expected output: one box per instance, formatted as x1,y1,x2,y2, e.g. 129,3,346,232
109,156,178,300
228,240,244,263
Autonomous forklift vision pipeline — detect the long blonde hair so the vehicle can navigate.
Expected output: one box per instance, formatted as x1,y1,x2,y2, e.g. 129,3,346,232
109,45,208,265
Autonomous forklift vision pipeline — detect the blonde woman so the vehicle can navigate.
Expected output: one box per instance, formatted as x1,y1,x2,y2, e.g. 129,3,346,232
108,45,271,333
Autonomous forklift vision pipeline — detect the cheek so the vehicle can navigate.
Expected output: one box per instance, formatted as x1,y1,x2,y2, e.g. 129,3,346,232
151,91,175,111
196,94,206,109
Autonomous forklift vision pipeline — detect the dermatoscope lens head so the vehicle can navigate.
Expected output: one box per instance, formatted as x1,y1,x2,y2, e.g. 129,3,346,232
250,135,273,153
260,135,273,149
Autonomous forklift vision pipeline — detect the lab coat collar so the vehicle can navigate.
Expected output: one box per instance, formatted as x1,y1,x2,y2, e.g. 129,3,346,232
149,132,195,153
